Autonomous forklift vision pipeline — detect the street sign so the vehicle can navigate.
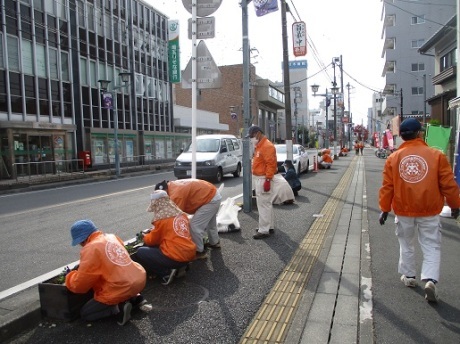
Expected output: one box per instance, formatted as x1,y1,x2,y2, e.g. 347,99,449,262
182,40,222,89
188,17,215,39
182,0,222,18
292,21,306,57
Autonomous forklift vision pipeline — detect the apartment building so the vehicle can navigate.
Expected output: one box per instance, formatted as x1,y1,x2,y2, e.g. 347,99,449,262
380,0,456,127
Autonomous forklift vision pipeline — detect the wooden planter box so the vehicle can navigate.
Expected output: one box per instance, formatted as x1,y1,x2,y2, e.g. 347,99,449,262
38,278,93,321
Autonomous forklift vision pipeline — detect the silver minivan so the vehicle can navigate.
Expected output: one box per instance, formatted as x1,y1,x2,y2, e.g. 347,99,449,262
174,134,243,182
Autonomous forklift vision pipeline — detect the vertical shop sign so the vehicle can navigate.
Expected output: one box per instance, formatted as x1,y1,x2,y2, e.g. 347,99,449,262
292,21,306,57
168,20,181,83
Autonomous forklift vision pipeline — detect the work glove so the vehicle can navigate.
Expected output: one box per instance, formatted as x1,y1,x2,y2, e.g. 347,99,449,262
263,179,271,192
451,208,459,219
379,212,388,225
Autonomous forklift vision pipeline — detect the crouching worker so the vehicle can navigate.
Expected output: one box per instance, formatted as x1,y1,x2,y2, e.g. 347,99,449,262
339,146,349,157
132,190,196,286
282,160,301,196
318,150,333,169
66,219,147,326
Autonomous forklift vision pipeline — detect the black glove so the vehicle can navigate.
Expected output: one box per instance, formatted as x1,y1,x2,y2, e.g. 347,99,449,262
451,208,459,219
379,212,389,225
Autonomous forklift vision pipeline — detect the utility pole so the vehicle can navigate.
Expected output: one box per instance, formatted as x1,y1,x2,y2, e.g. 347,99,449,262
346,82,352,150
332,59,339,160
241,0,252,213
281,0,293,160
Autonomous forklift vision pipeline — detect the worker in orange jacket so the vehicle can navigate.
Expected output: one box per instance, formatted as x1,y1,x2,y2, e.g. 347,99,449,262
247,125,278,239
155,178,222,259
66,220,146,326
318,150,333,169
133,190,196,286
379,118,460,303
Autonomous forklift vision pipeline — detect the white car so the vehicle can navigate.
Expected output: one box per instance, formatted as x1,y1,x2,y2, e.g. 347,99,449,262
275,144,311,175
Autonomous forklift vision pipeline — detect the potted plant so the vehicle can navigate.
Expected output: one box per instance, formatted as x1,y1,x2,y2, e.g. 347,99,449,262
38,266,93,321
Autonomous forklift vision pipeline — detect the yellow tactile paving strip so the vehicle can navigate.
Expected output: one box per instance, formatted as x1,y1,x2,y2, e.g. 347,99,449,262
240,157,357,344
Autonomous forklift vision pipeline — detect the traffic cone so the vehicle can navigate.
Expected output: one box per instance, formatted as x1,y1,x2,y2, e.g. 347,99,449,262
313,155,318,173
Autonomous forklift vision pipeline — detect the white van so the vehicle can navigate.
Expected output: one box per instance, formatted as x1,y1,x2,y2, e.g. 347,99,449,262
174,134,243,182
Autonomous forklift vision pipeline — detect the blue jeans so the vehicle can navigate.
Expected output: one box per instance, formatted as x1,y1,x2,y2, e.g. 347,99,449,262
132,246,188,277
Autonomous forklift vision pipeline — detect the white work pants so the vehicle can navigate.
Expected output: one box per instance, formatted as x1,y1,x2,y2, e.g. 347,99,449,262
395,215,442,282
253,176,274,234
190,192,222,252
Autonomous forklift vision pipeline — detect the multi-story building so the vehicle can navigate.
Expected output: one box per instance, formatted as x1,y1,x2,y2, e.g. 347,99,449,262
175,64,285,143
0,0,178,180
380,0,456,126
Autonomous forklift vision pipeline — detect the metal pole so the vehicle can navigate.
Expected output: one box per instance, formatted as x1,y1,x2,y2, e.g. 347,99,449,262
400,88,403,124
347,82,352,150
423,74,427,125
242,0,252,213
113,93,120,177
325,88,328,149
191,0,197,179
333,62,338,159
281,0,293,160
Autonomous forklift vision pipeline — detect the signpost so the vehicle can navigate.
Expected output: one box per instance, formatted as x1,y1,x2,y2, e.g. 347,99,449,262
188,17,215,39
181,0,222,179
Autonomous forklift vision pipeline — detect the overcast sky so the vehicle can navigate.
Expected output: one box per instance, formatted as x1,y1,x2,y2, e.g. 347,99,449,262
146,0,384,126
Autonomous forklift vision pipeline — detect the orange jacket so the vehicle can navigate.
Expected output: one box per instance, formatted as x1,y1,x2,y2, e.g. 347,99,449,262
252,136,277,179
321,153,333,164
143,214,196,262
167,179,216,214
379,138,460,216
66,231,146,305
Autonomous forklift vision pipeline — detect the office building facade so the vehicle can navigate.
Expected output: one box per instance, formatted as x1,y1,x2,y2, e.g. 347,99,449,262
0,0,180,180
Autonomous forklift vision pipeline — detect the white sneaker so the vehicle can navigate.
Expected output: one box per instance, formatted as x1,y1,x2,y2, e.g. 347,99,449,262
424,281,439,303
400,275,417,288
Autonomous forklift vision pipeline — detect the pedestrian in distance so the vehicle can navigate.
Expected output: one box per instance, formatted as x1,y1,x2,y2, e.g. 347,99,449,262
247,125,278,239
66,219,147,326
354,140,360,155
379,118,460,303
359,141,364,155
132,190,197,286
282,159,301,196
155,179,222,260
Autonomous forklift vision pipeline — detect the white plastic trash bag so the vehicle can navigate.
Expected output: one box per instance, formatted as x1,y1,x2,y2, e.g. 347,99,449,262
217,197,241,233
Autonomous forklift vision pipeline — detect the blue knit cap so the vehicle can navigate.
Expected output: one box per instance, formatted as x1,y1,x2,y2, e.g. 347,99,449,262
71,219,97,246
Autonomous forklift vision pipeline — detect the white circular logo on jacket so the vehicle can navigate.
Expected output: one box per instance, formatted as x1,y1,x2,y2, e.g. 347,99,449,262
105,240,131,266
173,214,190,238
399,155,428,183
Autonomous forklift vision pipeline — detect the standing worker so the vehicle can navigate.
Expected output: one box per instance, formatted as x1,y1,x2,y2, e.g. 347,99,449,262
247,125,278,239
155,179,222,259
379,118,460,303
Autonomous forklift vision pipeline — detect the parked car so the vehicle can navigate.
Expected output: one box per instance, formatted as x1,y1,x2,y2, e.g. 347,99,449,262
174,134,242,182
275,144,311,175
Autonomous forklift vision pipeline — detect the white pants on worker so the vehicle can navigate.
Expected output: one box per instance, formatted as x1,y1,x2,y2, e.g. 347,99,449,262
253,175,275,234
395,215,441,282
190,192,222,252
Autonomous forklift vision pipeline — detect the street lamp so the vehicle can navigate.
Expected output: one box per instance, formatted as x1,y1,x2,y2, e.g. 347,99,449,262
311,84,331,149
98,72,131,178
